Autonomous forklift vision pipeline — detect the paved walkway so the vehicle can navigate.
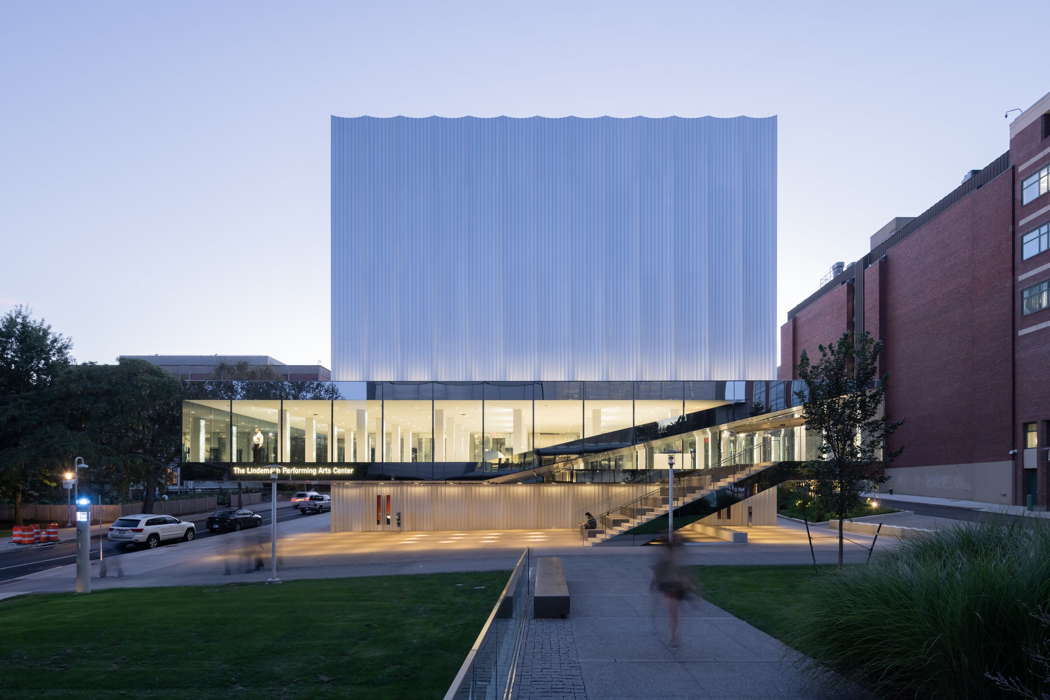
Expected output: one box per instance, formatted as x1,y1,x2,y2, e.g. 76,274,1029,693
861,491,1050,519
515,554,866,699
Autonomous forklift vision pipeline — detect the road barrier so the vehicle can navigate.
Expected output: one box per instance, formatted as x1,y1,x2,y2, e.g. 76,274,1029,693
44,522,60,542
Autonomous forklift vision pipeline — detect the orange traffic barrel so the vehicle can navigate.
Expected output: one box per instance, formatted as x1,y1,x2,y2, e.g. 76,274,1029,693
45,522,59,542
11,525,31,545
27,524,40,544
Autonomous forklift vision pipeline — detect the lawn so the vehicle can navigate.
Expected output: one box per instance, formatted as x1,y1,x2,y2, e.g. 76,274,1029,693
692,564,837,657
0,571,509,699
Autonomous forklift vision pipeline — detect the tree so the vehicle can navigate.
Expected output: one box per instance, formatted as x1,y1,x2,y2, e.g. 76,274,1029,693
48,360,184,514
795,331,901,566
0,307,73,524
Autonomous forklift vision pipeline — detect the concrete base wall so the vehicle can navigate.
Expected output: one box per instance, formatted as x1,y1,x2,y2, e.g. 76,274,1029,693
884,461,1013,505
697,487,778,526
332,481,654,532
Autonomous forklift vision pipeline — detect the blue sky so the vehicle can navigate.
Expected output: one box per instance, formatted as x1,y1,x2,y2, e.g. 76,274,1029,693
2,0,1047,368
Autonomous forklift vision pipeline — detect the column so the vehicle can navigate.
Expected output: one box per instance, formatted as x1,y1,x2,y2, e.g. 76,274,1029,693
306,415,317,462
355,409,367,462
434,409,445,461
512,408,525,455
192,417,205,462
405,431,414,462
391,424,402,462
448,416,458,461
591,408,603,437
281,409,291,462
231,425,238,463
329,425,337,462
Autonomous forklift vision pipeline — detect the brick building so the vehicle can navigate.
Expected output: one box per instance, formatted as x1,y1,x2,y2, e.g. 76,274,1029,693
779,91,1050,507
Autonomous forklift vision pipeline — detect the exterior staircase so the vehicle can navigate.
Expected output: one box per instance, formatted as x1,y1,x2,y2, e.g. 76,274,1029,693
584,461,800,545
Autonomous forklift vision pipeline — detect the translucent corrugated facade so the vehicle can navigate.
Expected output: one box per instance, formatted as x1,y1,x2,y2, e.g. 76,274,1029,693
331,115,776,381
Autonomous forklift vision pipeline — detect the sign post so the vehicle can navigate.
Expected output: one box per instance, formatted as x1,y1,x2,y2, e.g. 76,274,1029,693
75,497,91,594
267,470,281,584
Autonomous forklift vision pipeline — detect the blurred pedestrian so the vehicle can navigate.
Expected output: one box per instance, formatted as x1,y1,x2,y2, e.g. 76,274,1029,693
651,535,696,647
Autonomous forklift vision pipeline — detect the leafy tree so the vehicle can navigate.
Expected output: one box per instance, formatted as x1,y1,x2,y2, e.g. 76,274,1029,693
48,359,184,513
0,307,73,523
795,330,901,566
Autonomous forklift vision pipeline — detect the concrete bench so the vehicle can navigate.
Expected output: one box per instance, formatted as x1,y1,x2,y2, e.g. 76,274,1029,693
534,556,570,618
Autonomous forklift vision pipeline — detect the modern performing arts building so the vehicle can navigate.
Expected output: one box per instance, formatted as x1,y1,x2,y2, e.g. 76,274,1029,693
181,115,811,542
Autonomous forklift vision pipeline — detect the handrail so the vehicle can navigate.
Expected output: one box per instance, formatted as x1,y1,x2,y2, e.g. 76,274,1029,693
444,548,531,700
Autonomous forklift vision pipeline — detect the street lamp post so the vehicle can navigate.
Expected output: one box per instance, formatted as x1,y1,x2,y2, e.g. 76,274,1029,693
667,454,675,543
267,469,281,584
62,472,75,526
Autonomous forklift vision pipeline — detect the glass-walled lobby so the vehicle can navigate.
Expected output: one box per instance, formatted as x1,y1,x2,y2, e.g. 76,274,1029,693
182,380,803,467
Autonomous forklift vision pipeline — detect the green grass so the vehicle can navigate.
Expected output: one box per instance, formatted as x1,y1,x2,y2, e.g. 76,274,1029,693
694,521,1050,699
692,564,835,656
0,571,509,699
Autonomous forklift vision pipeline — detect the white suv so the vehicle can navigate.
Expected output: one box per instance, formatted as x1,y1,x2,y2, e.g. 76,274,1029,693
107,514,196,549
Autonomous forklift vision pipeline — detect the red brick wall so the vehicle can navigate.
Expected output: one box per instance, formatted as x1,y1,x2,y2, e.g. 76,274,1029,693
778,171,1014,470
1013,113,1050,504
781,283,850,377
880,171,1014,468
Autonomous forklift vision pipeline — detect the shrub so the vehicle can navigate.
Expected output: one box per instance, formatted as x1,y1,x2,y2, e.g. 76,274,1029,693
792,518,1050,699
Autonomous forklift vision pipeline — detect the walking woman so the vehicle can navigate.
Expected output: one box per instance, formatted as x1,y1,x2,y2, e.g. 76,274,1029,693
651,534,696,647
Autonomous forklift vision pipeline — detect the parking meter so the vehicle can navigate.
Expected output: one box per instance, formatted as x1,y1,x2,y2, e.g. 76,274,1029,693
75,497,91,593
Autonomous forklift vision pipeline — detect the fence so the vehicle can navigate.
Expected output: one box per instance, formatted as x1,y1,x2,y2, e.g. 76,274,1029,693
0,492,264,524
445,549,532,699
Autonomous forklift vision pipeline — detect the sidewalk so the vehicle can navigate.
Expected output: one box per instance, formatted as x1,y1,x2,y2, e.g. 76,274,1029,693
515,554,867,699
863,491,1050,519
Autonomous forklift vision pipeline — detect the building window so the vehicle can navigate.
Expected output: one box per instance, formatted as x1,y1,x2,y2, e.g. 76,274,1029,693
1025,422,1038,449
1022,165,1050,206
1022,280,1050,315
1023,223,1050,260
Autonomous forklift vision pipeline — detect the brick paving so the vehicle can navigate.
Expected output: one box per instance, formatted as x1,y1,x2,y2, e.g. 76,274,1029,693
514,618,589,699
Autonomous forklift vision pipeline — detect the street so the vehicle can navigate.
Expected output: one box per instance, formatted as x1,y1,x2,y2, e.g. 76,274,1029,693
0,502,304,582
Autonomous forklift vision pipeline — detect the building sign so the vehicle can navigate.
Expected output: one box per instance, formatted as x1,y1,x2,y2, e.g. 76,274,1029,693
229,465,358,480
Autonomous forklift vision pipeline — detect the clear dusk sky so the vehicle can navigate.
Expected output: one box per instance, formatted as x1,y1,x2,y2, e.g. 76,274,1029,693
2,1,1048,369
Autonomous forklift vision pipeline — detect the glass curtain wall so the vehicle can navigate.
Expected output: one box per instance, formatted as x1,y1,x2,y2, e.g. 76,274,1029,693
381,383,432,463
182,400,230,463
232,401,279,464
534,382,582,451
282,400,331,463
583,382,633,449
434,383,483,462
483,384,534,466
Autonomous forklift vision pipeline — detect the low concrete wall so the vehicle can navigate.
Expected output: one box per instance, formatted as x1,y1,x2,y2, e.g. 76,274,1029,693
684,522,747,543
0,494,259,524
884,460,1013,505
827,519,931,540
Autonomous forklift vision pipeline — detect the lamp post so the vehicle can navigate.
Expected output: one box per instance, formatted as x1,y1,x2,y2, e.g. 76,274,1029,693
72,456,88,505
667,453,675,543
267,469,281,584
62,471,75,526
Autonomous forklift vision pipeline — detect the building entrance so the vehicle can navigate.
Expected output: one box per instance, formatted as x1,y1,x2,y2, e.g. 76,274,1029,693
375,492,401,530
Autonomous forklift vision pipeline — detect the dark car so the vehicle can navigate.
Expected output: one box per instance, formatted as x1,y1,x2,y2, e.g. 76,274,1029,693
206,508,263,532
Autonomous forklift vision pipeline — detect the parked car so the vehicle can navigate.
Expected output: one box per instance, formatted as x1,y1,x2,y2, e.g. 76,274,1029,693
291,490,321,505
107,514,196,549
206,508,263,532
299,494,331,515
